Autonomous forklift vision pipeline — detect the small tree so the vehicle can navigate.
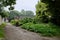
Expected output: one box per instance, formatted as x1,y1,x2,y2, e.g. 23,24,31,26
36,1,51,23
36,0,60,25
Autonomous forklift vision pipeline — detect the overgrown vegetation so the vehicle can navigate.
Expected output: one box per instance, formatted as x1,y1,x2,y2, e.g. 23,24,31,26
36,0,60,25
10,18,33,26
0,23,6,38
10,17,60,37
10,19,20,26
21,23,60,37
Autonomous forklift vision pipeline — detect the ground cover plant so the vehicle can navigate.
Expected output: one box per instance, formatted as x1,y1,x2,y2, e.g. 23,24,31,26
0,23,6,38
21,23,60,37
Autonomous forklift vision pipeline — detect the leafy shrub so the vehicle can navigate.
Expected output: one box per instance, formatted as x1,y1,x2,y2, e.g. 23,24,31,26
19,18,33,25
10,20,17,25
21,23,60,37
0,23,6,28
19,17,42,25
10,18,34,26
10,17,42,26
32,17,42,24
10,19,20,26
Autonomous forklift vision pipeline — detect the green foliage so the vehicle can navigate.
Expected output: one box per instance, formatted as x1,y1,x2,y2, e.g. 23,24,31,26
10,19,19,25
19,18,33,24
36,0,60,25
0,23,6,38
0,0,16,17
8,10,34,21
10,18,34,26
0,23,6,28
0,10,9,18
1,0,16,10
25,11,34,16
21,23,60,37
10,17,48,26
36,1,51,23
21,9,34,16
8,10,20,20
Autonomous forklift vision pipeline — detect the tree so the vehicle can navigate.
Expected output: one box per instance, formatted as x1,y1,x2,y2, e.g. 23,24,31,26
0,10,9,18
41,0,60,25
9,10,20,19
36,0,60,25
36,1,50,23
21,9,34,16
0,0,16,17
21,9,26,15
26,11,34,16
0,0,16,10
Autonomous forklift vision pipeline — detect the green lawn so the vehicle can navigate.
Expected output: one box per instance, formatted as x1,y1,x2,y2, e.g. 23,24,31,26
21,23,60,37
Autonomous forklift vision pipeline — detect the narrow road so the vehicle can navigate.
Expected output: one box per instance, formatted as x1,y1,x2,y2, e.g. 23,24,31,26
4,23,60,40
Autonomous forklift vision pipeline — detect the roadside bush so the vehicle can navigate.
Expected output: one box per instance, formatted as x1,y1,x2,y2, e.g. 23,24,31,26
19,17,42,25
10,20,17,25
0,23,6,28
10,18,34,26
10,19,20,26
21,23,60,37
10,17,43,26
32,17,42,24
0,23,6,38
19,18,33,25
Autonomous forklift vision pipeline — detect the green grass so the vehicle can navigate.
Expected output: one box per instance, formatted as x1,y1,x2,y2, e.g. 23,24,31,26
0,29,5,38
0,23,6,38
21,23,60,37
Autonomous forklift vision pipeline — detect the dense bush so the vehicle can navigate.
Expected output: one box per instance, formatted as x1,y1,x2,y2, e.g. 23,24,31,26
19,18,33,24
19,17,44,24
10,19,20,26
36,0,60,25
10,17,51,26
21,23,60,37
10,20,17,25
10,18,35,26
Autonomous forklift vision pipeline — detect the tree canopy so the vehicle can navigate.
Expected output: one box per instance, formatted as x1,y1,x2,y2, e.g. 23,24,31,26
0,0,16,9
36,0,60,25
0,10,9,18
21,9,34,16
0,0,16,18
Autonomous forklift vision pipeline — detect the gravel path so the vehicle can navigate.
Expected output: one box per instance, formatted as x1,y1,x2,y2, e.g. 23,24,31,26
4,23,60,40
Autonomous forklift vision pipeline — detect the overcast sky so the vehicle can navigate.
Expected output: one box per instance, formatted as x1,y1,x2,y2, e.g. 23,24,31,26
5,0,38,14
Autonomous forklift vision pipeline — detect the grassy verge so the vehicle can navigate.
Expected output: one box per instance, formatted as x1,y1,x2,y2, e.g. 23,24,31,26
21,23,60,37
0,23,6,38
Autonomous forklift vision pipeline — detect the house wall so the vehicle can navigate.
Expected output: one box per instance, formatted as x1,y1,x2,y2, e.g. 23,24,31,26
0,15,2,25
0,15,4,25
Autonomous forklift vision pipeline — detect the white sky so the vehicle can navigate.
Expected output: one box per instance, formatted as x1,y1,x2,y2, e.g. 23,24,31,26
5,0,38,14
